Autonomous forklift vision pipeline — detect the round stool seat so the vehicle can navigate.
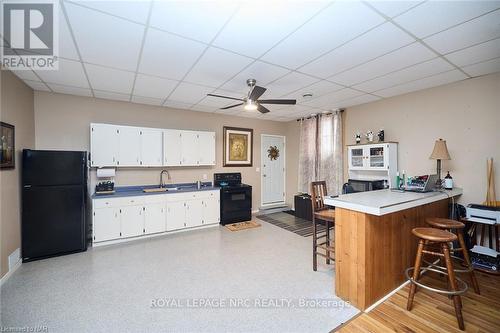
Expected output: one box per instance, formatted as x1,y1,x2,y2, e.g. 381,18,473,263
412,227,457,242
426,218,465,229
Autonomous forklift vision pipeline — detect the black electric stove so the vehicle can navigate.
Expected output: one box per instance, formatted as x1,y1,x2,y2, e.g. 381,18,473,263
214,173,252,225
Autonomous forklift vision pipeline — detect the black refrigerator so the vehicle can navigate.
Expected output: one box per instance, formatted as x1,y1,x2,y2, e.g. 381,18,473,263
22,149,88,262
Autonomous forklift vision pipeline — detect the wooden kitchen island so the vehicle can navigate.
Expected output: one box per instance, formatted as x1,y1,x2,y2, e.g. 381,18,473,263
324,188,462,311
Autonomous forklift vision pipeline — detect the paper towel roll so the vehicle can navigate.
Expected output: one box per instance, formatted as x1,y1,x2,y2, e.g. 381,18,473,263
96,168,115,178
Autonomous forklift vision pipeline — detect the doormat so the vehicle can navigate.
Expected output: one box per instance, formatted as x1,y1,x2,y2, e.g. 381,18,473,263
256,212,326,237
225,220,261,232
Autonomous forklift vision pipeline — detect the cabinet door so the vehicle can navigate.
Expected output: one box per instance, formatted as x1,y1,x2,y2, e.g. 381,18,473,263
93,207,120,242
348,147,364,169
118,126,141,166
141,129,163,166
198,131,216,165
181,131,200,166
186,199,203,227
164,129,182,166
120,205,144,238
144,202,166,234
90,124,119,167
367,145,385,169
166,201,186,231
203,193,220,225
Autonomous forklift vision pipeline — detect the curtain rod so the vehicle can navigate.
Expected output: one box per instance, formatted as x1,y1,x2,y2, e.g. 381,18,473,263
296,109,344,122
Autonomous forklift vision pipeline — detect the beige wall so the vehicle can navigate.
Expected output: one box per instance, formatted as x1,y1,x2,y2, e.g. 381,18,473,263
344,72,500,205
34,92,300,210
0,70,35,278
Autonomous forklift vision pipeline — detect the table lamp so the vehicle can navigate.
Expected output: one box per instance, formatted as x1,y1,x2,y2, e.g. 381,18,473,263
429,138,451,188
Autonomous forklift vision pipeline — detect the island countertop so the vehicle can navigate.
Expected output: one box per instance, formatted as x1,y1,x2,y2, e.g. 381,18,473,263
324,188,462,216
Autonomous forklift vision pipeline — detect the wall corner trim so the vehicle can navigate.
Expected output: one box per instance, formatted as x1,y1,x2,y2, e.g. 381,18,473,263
0,259,21,287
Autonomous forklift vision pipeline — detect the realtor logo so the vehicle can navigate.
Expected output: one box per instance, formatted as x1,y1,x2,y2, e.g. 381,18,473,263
1,0,58,70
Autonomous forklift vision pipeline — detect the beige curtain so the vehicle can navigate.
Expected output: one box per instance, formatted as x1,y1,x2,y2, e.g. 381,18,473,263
298,111,343,196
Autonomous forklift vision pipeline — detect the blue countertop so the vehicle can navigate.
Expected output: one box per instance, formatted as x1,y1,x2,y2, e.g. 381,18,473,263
92,182,218,199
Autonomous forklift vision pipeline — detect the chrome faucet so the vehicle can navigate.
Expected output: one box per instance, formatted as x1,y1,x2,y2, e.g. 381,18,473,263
160,170,171,188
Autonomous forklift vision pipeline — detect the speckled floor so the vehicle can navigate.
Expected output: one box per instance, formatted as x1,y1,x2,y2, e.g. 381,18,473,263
0,220,358,333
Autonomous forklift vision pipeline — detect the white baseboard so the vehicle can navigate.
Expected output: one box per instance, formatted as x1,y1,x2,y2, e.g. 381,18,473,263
0,258,21,287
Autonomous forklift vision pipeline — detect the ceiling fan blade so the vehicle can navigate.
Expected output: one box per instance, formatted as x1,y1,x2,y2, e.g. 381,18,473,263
257,104,270,114
207,93,244,102
258,99,296,105
220,103,244,110
249,86,267,100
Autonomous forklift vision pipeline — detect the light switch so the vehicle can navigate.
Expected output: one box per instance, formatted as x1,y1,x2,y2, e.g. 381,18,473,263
256,167,260,172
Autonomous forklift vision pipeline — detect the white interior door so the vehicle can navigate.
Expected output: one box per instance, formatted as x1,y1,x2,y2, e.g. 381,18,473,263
261,135,285,206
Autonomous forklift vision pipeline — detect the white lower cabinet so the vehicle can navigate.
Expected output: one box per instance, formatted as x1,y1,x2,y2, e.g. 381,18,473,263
93,207,121,242
93,190,220,244
144,202,166,234
166,200,186,231
120,205,144,238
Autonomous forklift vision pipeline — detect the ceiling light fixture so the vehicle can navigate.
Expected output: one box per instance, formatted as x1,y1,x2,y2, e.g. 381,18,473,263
244,100,258,111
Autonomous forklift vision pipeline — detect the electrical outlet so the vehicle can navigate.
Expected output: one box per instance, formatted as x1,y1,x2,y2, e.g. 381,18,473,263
256,167,260,172
202,174,207,180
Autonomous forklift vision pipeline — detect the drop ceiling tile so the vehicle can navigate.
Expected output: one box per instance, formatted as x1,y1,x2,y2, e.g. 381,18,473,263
462,57,500,77
214,109,243,116
261,1,384,69
220,61,290,93
302,88,363,108
353,57,455,93
329,42,436,86
23,80,51,91
300,23,415,78
281,80,344,104
264,72,319,98
213,1,327,58
163,100,192,110
59,7,80,60
150,1,238,43
47,83,92,97
367,0,424,18
340,94,381,108
133,74,178,99
132,95,164,106
139,28,205,80
94,90,130,102
196,94,241,109
424,10,500,54
70,0,151,24
184,47,253,87
85,64,135,94
190,105,217,113
394,1,500,38
11,70,40,82
64,2,144,71
35,58,89,88
375,70,468,98
445,38,500,67
167,82,214,105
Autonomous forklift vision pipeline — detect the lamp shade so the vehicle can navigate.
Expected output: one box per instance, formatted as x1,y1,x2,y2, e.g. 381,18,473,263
429,139,451,160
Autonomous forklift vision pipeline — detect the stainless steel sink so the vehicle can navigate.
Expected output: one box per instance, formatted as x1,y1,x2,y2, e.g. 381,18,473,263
142,187,179,193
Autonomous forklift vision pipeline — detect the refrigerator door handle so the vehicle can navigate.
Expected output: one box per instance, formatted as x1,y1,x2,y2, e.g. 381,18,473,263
24,185,32,188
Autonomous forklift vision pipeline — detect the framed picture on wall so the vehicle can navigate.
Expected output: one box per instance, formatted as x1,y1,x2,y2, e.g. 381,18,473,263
223,126,253,167
0,122,15,169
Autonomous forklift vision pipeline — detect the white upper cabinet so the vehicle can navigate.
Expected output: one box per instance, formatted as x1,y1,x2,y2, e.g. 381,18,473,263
198,131,216,166
164,129,182,166
118,126,141,167
90,123,215,168
181,131,200,166
90,123,119,167
141,128,163,166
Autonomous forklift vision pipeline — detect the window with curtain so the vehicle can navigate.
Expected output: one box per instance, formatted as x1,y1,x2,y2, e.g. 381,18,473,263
298,111,343,196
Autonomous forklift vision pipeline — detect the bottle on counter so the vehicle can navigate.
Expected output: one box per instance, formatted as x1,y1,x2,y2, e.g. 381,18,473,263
396,171,401,189
444,171,453,190
402,170,406,188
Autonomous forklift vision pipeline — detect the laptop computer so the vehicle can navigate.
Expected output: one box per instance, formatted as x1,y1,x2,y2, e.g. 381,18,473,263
403,174,438,193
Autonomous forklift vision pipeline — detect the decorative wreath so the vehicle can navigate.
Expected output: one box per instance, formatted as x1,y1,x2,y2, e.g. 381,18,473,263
267,146,280,161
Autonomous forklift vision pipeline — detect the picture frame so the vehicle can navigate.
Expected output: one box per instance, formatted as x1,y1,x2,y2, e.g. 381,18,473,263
0,122,15,169
223,126,253,167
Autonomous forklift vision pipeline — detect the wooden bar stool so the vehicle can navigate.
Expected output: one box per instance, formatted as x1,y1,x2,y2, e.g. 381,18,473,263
426,218,480,294
406,227,468,330
311,181,335,271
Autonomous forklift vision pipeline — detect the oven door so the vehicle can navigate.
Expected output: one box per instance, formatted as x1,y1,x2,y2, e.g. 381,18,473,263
220,187,252,224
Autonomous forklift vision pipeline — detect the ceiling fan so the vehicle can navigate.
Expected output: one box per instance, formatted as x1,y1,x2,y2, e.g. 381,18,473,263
207,79,296,114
